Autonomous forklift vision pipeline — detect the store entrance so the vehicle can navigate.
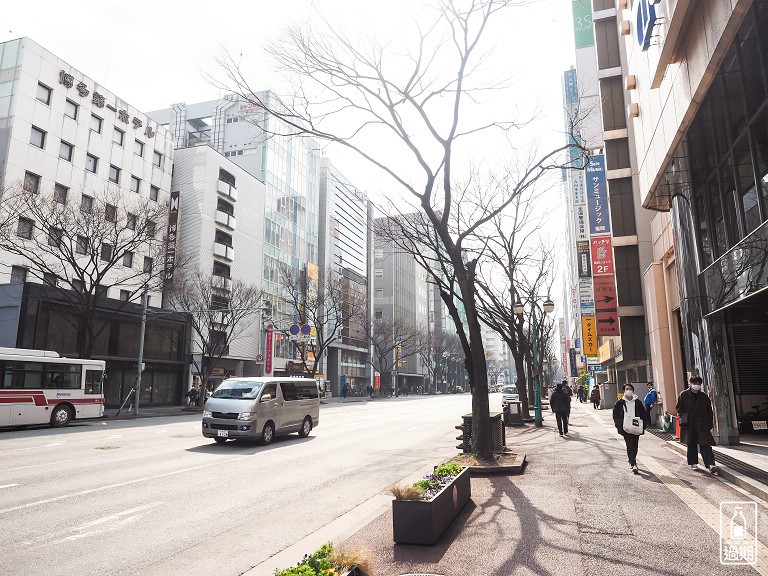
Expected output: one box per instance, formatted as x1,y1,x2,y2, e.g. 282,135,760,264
725,290,768,429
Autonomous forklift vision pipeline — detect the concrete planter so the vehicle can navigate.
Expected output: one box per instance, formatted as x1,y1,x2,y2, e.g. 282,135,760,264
392,466,471,545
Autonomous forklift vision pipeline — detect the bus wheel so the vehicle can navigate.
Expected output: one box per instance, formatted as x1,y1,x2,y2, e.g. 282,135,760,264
50,405,72,428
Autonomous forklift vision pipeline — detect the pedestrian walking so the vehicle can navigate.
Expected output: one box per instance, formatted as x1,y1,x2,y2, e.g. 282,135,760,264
676,376,718,474
590,386,600,409
578,386,587,403
612,384,650,474
550,382,572,437
643,383,658,426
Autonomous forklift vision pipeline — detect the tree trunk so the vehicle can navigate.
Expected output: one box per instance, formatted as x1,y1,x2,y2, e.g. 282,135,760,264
514,354,531,418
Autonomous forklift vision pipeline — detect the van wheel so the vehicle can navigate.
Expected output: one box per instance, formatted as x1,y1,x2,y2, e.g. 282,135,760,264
261,422,275,445
299,417,312,438
50,405,72,428
214,437,227,444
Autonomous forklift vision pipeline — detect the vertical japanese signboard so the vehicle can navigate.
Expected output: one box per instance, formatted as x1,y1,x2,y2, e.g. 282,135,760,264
577,240,592,278
163,191,180,286
581,315,597,356
569,348,578,377
586,155,611,235
265,325,274,376
590,235,614,276
594,275,620,336
572,0,595,48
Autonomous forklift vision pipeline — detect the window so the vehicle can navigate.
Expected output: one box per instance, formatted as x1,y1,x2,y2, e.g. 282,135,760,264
213,261,231,279
23,171,40,194
126,213,137,230
146,221,156,238
374,269,383,278
120,290,131,301
58,140,73,162
43,273,57,286
86,154,98,173
53,183,68,204
219,168,236,187
80,195,93,213
143,257,153,273
153,150,162,167
75,235,87,255
100,243,113,261
112,128,124,146
215,230,233,247
16,217,33,239
105,204,117,222
30,126,46,148
64,99,78,120
149,185,159,202
122,251,133,268
10,266,27,284
134,140,144,157
217,198,234,216
374,309,383,319
90,114,103,134
36,83,51,105
108,165,120,184
130,176,140,194
375,289,383,299
48,227,62,248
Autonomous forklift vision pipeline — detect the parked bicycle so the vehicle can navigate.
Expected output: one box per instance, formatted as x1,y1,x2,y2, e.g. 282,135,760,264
740,402,768,433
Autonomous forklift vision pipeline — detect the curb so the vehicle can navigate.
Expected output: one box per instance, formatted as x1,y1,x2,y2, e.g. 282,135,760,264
665,441,768,502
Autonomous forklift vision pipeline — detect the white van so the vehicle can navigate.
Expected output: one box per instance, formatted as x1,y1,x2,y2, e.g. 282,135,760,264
202,377,320,444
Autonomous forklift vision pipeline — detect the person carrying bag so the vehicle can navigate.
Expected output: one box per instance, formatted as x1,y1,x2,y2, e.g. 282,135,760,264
612,384,650,474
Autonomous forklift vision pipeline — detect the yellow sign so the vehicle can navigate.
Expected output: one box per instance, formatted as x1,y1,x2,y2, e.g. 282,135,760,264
582,315,597,356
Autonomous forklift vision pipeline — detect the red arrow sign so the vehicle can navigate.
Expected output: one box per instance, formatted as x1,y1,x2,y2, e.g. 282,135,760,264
596,310,620,335
593,275,617,312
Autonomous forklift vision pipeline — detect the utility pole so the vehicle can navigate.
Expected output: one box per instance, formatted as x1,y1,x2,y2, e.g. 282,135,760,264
134,285,148,416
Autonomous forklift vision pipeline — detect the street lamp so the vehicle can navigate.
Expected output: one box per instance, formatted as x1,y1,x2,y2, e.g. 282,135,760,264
514,296,555,428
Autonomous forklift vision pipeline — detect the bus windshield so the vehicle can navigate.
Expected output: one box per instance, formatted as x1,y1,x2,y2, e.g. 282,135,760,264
211,381,264,399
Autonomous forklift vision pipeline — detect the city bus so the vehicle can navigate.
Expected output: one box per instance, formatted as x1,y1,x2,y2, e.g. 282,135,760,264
0,347,106,428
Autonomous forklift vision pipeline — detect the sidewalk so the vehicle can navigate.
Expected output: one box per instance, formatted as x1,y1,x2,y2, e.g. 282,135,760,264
338,401,767,576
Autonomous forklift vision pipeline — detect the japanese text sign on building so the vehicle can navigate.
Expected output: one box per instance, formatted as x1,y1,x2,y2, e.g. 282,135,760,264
593,275,617,311
572,171,586,205
163,191,180,286
575,204,588,242
577,240,591,278
569,348,578,377
579,277,595,315
581,315,597,356
586,155,611,235
58,69,156,139
590,235,614,276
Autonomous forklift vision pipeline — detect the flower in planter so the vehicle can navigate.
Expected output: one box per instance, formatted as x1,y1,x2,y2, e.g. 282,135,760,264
390,462,465,501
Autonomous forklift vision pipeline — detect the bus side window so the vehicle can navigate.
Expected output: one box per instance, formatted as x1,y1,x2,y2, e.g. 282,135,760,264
85,370,103,394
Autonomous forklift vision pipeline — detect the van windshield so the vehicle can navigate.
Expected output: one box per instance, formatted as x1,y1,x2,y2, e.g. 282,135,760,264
502,387,518,395
211,381,264,399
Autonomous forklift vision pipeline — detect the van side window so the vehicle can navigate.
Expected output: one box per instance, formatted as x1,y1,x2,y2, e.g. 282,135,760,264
281,382,297,401
298,383,317,399
261,383,277,401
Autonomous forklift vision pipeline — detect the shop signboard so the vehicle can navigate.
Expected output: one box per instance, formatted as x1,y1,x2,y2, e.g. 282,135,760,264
581,315,597,356
577,240,591,278
586,155,611,235
590,235,614,276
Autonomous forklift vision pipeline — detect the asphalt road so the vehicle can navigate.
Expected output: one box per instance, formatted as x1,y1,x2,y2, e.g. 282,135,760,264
0,393,478,576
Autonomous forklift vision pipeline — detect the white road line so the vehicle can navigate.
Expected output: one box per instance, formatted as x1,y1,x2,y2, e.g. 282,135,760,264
0,484,19,489
42,442,65,447
106,435,123,439
72,502,163,531
0,456,252,515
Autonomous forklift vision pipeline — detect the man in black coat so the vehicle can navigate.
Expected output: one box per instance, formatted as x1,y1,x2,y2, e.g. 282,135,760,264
550,381,572,437
676,375,718,474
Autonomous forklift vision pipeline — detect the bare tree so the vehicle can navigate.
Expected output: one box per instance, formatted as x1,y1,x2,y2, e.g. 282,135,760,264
165,269,264,395
273,262,366,376
363,315,426,397
0,182,169,358
215,0,584,457
418,331,463,394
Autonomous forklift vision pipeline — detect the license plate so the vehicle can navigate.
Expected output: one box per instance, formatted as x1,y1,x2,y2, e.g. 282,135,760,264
752,421,767,430
217,430,229,437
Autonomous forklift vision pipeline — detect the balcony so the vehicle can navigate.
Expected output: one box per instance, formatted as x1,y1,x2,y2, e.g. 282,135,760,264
217,180,238,202
215,210,236,230
213,242,234,261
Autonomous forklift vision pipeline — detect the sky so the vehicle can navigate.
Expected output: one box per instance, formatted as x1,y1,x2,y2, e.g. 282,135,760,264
4,0,578,305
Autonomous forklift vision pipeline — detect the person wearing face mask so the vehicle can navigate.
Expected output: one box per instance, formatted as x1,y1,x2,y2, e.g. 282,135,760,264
675,376,718,474
612,384,650,474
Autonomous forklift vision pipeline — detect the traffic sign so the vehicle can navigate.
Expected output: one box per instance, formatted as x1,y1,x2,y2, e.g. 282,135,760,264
255,353,264,362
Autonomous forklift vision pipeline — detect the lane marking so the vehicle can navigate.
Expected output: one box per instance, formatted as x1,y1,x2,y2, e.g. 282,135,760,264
583,406,768,574
106,435,123,439
0,484,19,489
42,442,65,447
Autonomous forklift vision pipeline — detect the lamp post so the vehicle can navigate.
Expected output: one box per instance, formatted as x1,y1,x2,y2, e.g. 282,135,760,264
514,296,555,428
